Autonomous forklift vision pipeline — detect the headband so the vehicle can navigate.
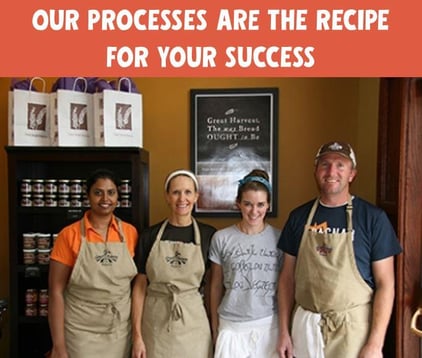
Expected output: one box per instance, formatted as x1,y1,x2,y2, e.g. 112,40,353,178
164,170,199,191
238,176,272,193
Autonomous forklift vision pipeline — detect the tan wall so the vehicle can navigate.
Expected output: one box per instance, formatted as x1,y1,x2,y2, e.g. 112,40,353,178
0,77,379,356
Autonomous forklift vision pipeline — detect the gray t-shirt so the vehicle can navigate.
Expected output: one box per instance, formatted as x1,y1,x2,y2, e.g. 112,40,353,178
209,224,283,322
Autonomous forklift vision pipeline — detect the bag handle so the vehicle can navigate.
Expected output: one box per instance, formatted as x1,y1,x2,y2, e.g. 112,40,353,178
118,77,132,93
29,77,46,93
73,77,88,93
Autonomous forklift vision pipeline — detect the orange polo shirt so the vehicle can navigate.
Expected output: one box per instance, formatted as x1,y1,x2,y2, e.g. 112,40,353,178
51,211,138,267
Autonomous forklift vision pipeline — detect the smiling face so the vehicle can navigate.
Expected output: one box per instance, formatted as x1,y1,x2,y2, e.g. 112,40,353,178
165,175,199,220
237,189,270,230
88,178,119,217
314,153,357,203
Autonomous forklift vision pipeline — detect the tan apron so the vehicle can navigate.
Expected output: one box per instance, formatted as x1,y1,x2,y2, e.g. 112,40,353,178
294,198,373,358
142,219,212,358
64,217,137,358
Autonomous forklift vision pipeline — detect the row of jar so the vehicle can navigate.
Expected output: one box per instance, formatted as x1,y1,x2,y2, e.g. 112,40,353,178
25,288,49,305
21,193,90,208
23,232,58,250
25,303,48,317
20,178,132,195
23,248,51,265
21,179,86,195
21,193,132,208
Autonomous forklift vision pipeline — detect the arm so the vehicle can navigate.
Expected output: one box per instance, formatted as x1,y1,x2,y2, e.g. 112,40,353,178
48,259,72,358
359,256,395,358
202,267,212,317
131,273,148,358
277,253,296,358
209,262,224,345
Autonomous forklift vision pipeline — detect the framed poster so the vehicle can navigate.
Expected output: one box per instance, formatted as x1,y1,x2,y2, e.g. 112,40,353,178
190,87,278,217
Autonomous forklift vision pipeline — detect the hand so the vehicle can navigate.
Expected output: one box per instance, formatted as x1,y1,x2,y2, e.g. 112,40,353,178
48,345,69,358
277,331,294,358
132,336,147,358
358,342,383,358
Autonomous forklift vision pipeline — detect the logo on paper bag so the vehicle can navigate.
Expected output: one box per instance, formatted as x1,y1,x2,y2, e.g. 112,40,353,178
115,103,132,130
27,103,47,131
70,103,88,130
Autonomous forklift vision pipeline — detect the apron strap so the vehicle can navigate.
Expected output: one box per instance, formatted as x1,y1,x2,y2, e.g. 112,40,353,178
167,284,183,332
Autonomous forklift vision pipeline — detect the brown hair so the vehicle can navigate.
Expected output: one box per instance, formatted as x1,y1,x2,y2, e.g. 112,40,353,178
236,169,271,204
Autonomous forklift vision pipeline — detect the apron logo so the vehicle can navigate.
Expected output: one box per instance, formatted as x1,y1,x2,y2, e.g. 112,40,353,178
316,244,332,256
95,249,118,265
309,222,328,231
165,251,188,268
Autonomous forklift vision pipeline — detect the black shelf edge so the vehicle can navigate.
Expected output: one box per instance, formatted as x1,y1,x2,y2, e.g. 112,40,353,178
18,316,48,324
5,146,147,153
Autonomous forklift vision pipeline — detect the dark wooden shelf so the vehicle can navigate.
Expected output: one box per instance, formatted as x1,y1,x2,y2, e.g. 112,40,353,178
6,146,149,358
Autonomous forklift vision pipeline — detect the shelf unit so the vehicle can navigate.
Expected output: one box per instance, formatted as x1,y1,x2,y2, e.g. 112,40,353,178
5,146,149,358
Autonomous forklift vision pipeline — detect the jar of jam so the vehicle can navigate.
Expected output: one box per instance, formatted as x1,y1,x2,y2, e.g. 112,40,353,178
21,194,32,207
23,249,37,265
45,194,57,207
25,303,38,317
82,196,90,207
52,233,59,246
38,249,51,265
120,195,132,208
58,194,70,207
119,179,132,194
25,289,38,304
58,179,70,194
23,233,37,249
70,179,83,194
37,233,50,249
39,304,48,317
32,179,45,194
70,194,82,207
39,289,49,305
44,179,58,194
21,179,32,194
32,194,45,207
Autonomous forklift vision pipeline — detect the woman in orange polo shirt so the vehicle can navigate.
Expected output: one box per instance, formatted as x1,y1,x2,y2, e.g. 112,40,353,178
48,169,138,358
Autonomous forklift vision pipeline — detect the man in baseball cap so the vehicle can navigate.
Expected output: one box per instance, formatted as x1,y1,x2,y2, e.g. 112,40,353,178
276,139,402,358
315,141,357,168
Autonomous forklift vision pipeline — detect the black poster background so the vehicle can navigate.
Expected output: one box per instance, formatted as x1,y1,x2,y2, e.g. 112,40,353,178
191,88,278,216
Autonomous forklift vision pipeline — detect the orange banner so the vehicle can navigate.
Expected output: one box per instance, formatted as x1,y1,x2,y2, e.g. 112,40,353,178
1,0,421,77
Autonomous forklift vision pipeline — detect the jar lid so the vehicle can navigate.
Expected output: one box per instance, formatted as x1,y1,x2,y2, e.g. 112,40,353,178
36,233,51,237
23,249,37,252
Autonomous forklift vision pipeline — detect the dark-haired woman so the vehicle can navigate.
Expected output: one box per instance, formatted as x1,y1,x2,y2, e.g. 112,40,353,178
48,169,138,358
209,169,283,358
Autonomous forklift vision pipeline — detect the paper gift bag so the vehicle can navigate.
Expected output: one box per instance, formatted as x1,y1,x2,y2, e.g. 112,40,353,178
93,78,143,147
50,77,94,146
8,77,51,146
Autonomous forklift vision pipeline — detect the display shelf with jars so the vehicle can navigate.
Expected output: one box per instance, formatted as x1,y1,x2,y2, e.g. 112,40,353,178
5,146,149,358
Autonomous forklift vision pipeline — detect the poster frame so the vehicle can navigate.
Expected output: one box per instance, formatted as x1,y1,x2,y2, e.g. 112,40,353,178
190,87,278,217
